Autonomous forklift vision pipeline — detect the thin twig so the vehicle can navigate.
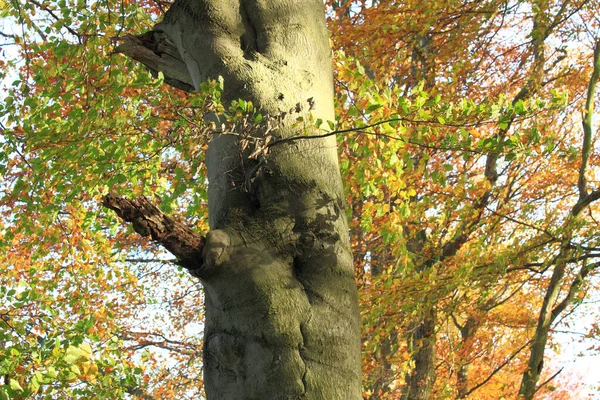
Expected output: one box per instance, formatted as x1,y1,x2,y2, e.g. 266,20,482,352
532,367,564,396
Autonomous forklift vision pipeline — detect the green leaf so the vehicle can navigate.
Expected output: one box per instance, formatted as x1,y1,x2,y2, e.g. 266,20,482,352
366,103,381,113
514,99,526,115
356,61,365,75
9,379,23,392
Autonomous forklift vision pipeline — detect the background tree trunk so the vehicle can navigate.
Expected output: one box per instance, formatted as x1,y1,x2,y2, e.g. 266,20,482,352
118,0,362,398
401,309,436,400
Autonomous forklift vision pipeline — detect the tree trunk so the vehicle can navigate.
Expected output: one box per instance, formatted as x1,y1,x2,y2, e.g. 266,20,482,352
113,0,361,398
519,37,600,400
455,316,477,399
401,308,436,400
517,260,566,400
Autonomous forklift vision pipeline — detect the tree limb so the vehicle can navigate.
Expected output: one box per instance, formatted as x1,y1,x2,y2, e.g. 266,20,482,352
578,39,600,196
532,367,564,396
113,31,195,92
551,260,600,320
464,340,531,396
102,192,205,274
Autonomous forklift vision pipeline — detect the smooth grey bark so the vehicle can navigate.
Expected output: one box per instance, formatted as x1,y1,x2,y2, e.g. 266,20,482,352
114,0,361,398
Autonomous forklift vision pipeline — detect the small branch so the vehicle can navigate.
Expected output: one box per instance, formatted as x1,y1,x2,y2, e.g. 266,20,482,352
485,206,556,239
124,257,175,263
572,189,600,216
551,260,600,320
532,367,564,396
578,39,600,196
102,192,205,274
27,0,78,41
268,115,499,150
125,387,158,400
0,31,16,39
122,331,196,354
464,340,531,396
449,312,465,332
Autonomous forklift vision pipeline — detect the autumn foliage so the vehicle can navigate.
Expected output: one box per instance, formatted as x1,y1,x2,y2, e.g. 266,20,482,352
1,0,599,398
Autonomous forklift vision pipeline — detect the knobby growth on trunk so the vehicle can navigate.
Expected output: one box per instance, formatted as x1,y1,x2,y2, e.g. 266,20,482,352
105,0,361,398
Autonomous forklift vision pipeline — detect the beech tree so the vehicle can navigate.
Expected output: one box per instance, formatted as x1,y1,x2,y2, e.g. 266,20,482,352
104,0,362,398
1,0,362,396
1,0,599,398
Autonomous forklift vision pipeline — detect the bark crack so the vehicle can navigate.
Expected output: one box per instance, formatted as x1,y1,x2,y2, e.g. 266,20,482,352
298,314,311,396
239,0,258,58
102,192,205,273
293,254,311,396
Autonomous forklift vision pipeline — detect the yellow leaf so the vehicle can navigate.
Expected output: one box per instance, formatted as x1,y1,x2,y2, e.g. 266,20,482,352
9,379,23,392
70,364,81,375
79,342,93,360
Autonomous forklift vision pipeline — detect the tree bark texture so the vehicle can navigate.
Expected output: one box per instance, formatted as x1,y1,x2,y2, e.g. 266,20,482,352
113,0,361,398
455,316,477,399
401,309,436,400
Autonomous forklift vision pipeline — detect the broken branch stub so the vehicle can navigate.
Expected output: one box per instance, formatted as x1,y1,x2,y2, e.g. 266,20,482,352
102,192,205,274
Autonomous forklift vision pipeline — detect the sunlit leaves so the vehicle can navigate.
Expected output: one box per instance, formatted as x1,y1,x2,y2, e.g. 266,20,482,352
1,0,600,397
1,0,209,397
329,0,600,397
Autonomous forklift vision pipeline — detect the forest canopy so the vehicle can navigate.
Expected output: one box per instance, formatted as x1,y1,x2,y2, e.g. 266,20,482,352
1,0,599,398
